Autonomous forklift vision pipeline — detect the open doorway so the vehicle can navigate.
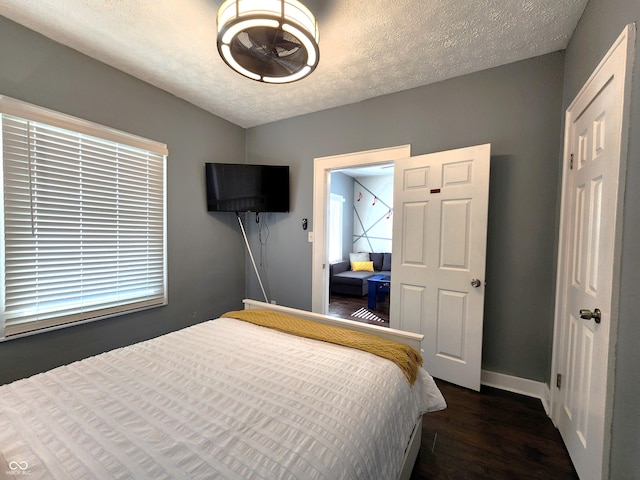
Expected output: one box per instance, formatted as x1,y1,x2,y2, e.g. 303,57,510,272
313,143,491,390
310,144,411,317
327,165,394,326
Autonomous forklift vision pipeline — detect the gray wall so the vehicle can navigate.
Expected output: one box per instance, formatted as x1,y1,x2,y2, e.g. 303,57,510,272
0,17,247,384
2,3,636,476
563,1,640,478
330,171,355,261
246,52,565,383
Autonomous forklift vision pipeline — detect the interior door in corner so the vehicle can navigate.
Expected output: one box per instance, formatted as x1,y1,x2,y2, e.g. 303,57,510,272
390,144,490,391
553,26,633,480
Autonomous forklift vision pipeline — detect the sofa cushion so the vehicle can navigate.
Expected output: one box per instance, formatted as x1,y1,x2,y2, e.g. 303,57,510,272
370,252,384,271
332,270,377,285
382,252,392,271
352,261,374,272
349,252,369,269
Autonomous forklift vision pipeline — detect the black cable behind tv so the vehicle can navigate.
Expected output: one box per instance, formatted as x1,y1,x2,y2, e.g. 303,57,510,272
205,163,289,213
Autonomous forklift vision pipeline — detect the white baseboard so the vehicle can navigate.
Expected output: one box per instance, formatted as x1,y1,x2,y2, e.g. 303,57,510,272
481,370,551,416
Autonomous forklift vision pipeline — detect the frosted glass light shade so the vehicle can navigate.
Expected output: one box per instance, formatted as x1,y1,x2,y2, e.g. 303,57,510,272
217,0,320,83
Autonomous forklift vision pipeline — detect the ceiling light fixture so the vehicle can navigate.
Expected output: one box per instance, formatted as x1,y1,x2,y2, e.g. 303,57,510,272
216,0,320,84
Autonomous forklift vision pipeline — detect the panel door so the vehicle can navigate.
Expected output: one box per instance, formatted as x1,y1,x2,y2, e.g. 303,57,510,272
390,144,490,391
554,27,632,479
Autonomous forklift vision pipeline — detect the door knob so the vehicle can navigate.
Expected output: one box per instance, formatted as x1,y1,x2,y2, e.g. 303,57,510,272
579,308,601,324
470,278,482,288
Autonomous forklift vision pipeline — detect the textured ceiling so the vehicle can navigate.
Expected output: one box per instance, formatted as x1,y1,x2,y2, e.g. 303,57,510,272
0,0,587,128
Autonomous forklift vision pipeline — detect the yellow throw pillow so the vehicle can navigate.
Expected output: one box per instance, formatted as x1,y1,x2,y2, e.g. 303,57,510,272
352,261,374,272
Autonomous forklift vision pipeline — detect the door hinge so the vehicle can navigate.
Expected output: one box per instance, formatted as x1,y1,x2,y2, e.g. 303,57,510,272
556,373,562,389
569,153,574,170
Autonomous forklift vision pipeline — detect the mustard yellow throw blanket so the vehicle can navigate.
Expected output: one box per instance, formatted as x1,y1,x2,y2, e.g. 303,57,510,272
223,309,423,385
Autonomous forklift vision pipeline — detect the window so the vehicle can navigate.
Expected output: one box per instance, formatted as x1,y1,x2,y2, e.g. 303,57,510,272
0,96,168,339
328,193,344,263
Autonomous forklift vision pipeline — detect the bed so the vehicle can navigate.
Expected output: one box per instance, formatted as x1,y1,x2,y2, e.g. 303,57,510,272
0,299,446,479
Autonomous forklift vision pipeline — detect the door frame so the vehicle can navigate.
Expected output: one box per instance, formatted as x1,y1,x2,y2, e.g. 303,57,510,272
550,24,635,478
311,145,411,314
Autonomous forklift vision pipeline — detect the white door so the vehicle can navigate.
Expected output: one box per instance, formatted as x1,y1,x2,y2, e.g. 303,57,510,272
390,144,490,391
552,26,633,480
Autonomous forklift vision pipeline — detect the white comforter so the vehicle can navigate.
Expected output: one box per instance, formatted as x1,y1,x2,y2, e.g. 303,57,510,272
0,317,445,479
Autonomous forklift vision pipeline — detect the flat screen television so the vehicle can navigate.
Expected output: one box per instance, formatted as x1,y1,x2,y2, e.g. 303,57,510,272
205,163,290,213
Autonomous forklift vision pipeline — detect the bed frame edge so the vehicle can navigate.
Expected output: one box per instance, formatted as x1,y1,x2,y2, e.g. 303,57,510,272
242,299,423,352
398,415,423,480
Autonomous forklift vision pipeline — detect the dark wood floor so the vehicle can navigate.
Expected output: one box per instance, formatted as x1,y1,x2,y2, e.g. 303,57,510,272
328,293,389,326
411,380,578,480
330,294,577,479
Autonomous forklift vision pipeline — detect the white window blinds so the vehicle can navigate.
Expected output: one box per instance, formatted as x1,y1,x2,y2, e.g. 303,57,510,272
0,96,168,338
